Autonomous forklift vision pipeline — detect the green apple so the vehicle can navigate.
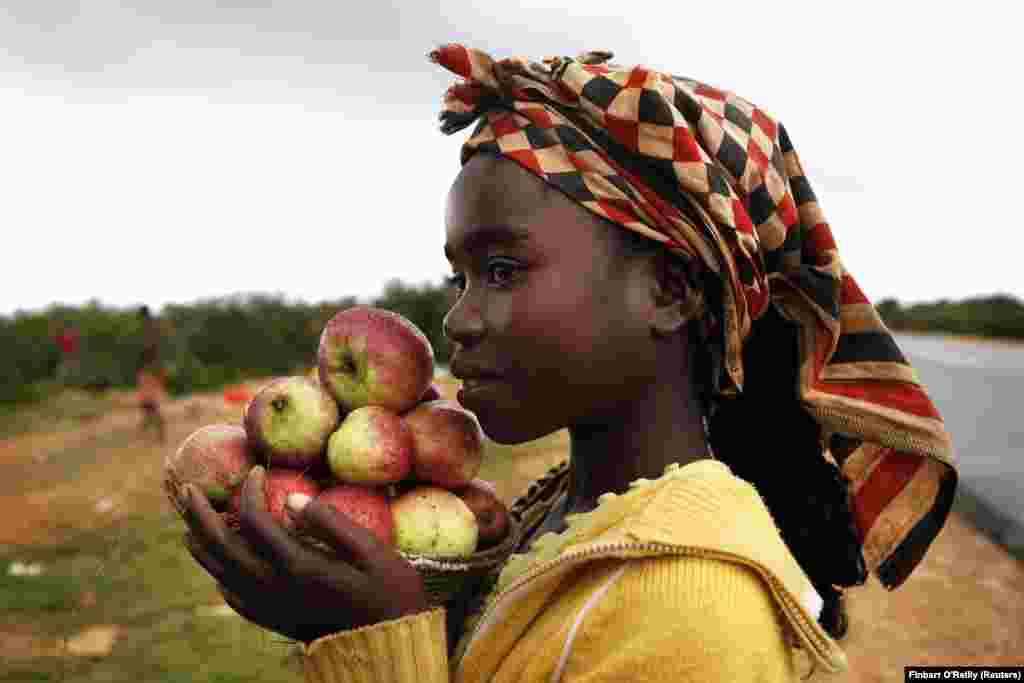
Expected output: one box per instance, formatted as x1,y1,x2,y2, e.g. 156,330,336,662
392,486,478,556
327,406,414,485
244,376,340,468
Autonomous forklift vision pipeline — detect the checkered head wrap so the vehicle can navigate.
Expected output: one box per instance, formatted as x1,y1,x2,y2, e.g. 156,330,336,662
430,44,957,590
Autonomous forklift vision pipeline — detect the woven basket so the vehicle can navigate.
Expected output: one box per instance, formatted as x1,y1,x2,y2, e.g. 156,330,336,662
166,472,521,608
163,469,192,518
400,516,521,608
290,521,520,608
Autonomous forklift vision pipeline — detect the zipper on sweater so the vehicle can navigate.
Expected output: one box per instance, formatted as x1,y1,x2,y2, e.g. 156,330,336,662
457,540,842,673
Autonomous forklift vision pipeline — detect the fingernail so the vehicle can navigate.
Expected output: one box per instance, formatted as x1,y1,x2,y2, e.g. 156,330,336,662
285,493,312,516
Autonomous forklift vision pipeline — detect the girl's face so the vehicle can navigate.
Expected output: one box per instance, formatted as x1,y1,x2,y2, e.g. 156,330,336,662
444,154,662,444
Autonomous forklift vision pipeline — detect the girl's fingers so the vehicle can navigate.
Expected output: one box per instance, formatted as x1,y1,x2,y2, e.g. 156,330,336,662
238,471,366,590
238,468,327,575
184,531,228,582
237,466,303,562
217,584,269,628
183,484,232,547
186,531,269,602
292,496,388,573
184,484,276,581
218,584,307,643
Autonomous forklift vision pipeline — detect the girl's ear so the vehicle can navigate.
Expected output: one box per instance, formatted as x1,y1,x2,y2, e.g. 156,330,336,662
649,251,703,336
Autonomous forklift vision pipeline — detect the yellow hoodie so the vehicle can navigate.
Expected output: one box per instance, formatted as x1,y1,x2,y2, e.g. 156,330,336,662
302,460,848,682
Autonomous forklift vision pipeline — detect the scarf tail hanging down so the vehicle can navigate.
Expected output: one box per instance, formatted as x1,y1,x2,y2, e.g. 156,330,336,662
431,44,956,589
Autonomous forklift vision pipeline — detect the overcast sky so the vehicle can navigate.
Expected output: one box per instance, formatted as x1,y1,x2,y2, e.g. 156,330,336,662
1,0,1020,315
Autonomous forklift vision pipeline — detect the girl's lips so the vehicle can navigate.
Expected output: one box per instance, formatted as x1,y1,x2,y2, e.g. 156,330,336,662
457,377,504,404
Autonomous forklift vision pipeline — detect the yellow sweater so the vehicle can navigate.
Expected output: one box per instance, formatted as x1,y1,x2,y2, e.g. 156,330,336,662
302,460,848,682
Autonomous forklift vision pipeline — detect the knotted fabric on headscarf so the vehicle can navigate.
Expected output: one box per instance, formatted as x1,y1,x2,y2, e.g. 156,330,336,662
430,44,956,589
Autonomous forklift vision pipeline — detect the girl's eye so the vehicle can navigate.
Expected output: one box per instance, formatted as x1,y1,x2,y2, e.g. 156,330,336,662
488,261,517,285
446,260,520,295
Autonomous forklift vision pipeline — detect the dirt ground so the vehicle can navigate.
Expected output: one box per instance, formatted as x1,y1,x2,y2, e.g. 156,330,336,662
835,513,1023,678
1,381,1021,681
0,391,219,546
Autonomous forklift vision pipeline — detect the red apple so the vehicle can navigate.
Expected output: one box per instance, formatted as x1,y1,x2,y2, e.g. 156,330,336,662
327,406,414,485
392,486,478,556
318,306,434,414
244,376,340,468
456,479,509,546
472,478,497,496
165,424,255,509
315,485,395,546
228,468,321,531
403,400,483,489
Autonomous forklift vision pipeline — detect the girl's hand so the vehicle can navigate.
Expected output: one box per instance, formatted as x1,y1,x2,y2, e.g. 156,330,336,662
180,466,429,643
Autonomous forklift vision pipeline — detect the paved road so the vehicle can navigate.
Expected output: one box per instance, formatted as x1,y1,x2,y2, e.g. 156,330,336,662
894,334,1024,556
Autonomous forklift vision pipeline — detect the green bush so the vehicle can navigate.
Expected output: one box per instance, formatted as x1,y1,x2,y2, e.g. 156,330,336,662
876,294,1024,340
1,281,456,408
4,286,1020,410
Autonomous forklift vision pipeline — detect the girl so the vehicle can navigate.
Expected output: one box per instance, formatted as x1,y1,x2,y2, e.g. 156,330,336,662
178,45,958,681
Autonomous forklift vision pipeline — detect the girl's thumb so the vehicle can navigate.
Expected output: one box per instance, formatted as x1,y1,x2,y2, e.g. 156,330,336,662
285,492,313,521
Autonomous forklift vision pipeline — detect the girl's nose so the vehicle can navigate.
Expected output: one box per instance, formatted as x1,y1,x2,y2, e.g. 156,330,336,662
443,293,486,347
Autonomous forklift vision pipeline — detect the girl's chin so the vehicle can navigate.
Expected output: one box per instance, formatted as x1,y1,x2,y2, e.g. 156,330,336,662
456,382,564,445
471,408,561,446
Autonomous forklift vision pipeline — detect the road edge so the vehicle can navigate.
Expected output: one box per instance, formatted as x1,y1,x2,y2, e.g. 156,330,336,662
952,483,1024,563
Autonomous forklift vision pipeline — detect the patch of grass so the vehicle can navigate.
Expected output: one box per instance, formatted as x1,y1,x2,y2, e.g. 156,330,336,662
1,667,59,682
154,674,258,683
0,572,105,612
0,388,123,440
157,675,193,683
4,509,306,682
209,674,254,683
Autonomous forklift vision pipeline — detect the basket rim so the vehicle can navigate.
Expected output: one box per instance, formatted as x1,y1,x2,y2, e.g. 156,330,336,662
398,515,522,572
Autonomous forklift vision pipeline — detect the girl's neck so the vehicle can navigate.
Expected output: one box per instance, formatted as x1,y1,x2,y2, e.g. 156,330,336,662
563,371,710,517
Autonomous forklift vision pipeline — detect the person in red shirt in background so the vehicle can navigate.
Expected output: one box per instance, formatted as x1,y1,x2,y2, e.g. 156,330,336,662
53,322,81,387
137,306,167,443
55,325,79,356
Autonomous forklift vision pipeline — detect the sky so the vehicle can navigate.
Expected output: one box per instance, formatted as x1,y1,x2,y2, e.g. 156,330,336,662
1,0,1021,316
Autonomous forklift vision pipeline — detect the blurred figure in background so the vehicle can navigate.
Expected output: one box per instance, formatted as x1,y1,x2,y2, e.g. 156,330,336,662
53,321,81,388
137,306,167,443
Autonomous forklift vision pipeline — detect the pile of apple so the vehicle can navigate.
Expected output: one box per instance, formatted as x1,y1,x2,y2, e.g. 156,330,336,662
165,306,509,557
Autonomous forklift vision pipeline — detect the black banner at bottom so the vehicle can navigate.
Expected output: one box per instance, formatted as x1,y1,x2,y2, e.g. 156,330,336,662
906,668,1023,681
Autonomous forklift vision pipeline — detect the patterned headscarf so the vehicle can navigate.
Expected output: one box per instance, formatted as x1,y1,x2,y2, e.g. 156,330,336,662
431,44,957,589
